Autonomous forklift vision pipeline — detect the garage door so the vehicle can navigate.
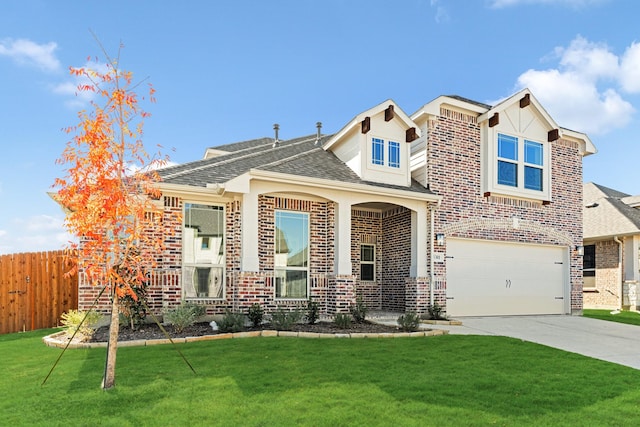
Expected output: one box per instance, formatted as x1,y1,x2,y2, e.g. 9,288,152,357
446,239,568,316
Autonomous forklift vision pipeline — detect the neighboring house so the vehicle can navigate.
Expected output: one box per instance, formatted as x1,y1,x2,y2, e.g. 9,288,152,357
78,88,596,317
583,182,640,311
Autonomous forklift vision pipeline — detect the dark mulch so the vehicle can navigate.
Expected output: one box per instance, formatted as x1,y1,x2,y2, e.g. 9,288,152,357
90,320,403,342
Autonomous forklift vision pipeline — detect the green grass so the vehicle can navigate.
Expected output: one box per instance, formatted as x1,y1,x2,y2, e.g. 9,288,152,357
3,329,640,426
583,309,640,326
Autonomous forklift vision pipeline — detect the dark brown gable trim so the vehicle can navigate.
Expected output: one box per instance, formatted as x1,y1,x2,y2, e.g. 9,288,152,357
406,127,418,142
361,116,371,134
548,129,559,142
385,105,395,122
489,112,499,127
520,93,530,108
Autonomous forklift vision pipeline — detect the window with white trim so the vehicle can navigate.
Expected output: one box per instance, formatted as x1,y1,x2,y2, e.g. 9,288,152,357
275,210,309,299
495,133,547,195
371,137,400,168
183,203,225,299
360,244,375,281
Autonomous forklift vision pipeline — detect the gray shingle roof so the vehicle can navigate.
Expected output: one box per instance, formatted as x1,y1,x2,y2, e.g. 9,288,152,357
583,182,640,239
159,134,435,196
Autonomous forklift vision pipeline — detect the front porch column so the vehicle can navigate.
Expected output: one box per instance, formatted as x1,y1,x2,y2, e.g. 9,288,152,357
410,206,428,278
335,200,352,276
241,192,259,272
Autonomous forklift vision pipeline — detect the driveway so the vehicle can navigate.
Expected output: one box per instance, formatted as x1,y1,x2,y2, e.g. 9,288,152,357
434,315,640,370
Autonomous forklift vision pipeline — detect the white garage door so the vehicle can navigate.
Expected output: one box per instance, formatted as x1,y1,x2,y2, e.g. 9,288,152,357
446,239,568,317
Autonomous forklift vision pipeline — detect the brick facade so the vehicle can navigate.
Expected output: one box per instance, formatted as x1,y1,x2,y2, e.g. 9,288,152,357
428,107,584,314
583,240,621,309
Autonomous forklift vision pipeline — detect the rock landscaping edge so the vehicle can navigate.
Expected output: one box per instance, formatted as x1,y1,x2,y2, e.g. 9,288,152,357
42,328,450,349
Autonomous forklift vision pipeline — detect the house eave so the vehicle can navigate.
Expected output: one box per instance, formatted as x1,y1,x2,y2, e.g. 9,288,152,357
247,169,442,204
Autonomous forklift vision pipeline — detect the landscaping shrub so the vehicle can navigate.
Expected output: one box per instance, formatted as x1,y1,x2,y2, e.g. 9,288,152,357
119,283,149,330
397,312,420,332
334,313,352,329
427,302,447,320
306,298,320,325
60,309,102,340
349,296,368,323
218,310,246,333
247,303,264,328
270,308,303,331
164,302,206,333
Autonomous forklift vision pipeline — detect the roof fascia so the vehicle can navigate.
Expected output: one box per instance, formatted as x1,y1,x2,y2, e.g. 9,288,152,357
245,169,442,204
323,99,420,151
560,128,597,156
411,95,488,121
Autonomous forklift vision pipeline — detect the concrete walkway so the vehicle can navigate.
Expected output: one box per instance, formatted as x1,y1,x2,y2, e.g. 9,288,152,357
430,315,640,370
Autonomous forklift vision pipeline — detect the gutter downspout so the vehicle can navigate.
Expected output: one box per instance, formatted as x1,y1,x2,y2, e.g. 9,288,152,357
613,236,623,309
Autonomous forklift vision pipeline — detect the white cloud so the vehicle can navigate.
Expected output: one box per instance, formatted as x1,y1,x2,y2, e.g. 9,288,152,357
52,60,111,107
619,42,640,93
0,38,60,72
0,215,74,255
430,0,450,23
489,0,606,8
514,36,636,135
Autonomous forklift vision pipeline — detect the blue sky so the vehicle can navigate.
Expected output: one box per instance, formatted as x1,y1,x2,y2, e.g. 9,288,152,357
1,0,638,254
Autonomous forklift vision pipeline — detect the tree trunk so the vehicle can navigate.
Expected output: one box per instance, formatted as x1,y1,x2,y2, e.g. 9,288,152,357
102,294,120,390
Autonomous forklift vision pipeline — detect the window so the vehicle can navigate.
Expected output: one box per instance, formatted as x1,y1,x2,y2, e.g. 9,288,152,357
183,203,225,299
583,244,595,289
372,137,384,165
496,133,545,192
360,244,375,281
371,137,401,168
275,211,309,299
388,141,400,168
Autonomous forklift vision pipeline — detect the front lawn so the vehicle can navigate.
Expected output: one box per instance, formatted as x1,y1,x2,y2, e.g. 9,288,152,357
583,309,640,326
2,329,640,426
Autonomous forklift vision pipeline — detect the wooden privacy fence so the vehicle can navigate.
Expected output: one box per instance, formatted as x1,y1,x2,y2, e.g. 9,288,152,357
0,250,78,334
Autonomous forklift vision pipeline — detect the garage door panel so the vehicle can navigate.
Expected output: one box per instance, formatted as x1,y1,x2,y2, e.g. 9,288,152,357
446,239,567,316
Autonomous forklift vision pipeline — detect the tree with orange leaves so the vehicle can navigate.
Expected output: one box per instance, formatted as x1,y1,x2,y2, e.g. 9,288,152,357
54,43,171,390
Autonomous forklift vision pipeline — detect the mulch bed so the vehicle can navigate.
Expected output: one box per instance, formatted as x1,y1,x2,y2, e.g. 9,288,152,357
90,320,402,342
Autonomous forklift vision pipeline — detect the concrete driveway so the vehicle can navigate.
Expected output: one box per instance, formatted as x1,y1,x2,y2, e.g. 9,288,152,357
433,315,640,370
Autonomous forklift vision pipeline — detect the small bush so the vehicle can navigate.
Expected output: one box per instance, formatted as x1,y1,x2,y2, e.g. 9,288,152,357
247,303,264,328
397,312,421,332
334,313,352,329
349,296,368,323
60,309,102,340
306,298,320,325
119,283,149,330
427,302,447,320
164,302,206,333
218,310,246,333
270,308,303,331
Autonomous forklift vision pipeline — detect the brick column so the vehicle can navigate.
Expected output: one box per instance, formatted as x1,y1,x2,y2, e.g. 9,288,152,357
405,277,430,314
331,275,357,314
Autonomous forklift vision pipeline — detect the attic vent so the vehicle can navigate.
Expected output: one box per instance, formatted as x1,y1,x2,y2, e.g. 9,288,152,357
585,202,599,208
315,122,322,145
272,123,280,148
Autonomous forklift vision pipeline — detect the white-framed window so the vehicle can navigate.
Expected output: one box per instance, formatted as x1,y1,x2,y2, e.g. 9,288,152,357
490,133,550,200
372,137,384,165
360,244,375,281
583,244,596,289
371,137,401,169
183,203,225,299
275,210,309,299
388,141,400,168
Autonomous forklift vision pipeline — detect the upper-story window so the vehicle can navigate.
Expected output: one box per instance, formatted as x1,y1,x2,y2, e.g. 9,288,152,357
496,133,545,193
388,141,400,168
372,137,384,165
371,137,400,168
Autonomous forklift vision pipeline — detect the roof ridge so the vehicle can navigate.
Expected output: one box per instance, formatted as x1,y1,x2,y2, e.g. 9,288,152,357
161,136,316,181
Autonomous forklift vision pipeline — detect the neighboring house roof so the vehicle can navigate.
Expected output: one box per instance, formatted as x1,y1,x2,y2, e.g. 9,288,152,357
583,182,640,239
159,133,435,196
